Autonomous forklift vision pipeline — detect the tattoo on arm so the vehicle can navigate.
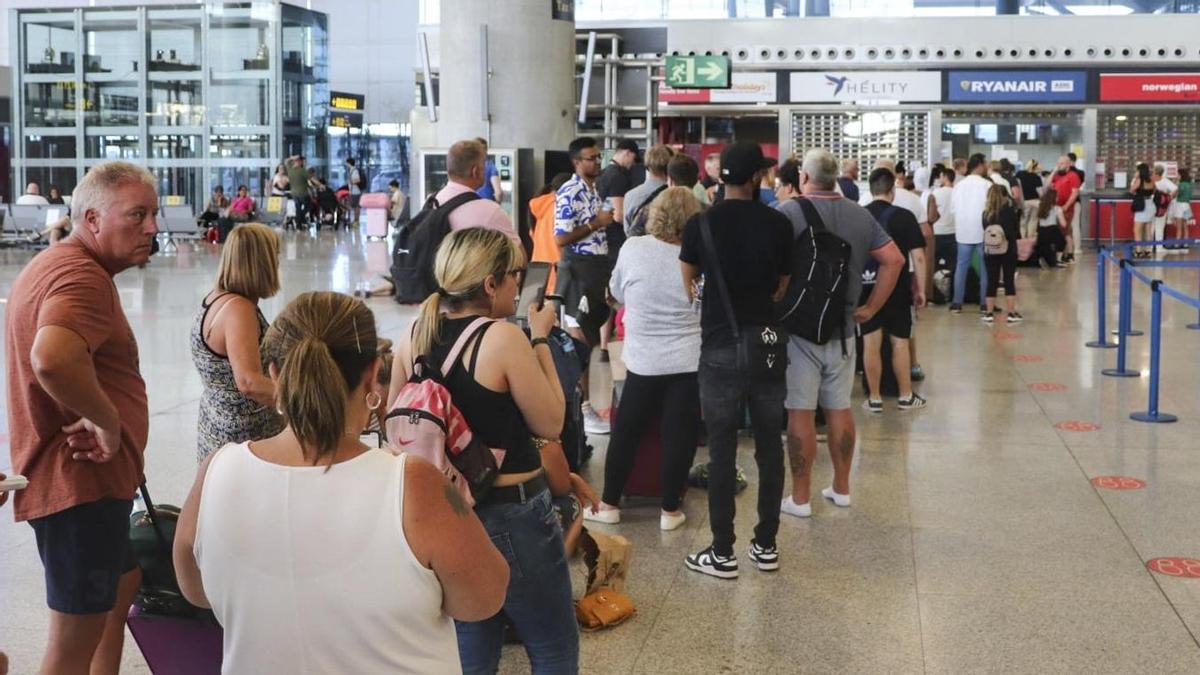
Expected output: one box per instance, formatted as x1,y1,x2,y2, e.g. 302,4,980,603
443,484,469,517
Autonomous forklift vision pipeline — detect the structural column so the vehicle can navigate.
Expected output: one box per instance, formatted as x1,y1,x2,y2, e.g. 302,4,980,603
436,0,576,159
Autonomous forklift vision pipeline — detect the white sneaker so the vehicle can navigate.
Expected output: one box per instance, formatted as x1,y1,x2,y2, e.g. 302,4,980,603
822,486,851,507
780,496,812,518
583,507,620,524
582,403,610,435
660,511,687,531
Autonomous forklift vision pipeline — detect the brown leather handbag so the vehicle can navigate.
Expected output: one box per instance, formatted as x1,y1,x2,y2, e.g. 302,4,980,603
574,531,636,631
575,588,635,631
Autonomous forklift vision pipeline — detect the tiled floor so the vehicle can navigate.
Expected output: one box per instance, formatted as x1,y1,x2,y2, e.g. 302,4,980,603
3,231,1200,674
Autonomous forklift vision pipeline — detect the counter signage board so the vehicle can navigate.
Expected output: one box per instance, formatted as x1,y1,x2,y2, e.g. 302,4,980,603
660,72,776,104
1100,73,1200,102
789,71,940,103
948,70,1086,102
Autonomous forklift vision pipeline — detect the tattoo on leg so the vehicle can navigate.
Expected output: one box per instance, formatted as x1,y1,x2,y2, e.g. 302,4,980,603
443,484,469,517
838,434,855,463
787,440,806,474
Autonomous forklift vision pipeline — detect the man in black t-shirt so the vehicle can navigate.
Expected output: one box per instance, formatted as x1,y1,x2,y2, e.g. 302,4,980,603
596,140,638,258
861,168,929,412
679,141,793,580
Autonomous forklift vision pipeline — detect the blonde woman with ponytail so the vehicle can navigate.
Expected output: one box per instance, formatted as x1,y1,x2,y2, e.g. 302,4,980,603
173,292,508,674
390,227,586,673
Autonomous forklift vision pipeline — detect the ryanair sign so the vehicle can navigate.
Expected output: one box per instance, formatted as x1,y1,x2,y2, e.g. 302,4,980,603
948,71,1087,103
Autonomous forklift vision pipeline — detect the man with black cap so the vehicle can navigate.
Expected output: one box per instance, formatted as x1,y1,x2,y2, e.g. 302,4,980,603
597,139,640,260
679,141,794,579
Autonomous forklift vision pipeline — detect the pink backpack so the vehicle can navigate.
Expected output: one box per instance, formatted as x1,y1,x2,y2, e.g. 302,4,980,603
385,317,505,506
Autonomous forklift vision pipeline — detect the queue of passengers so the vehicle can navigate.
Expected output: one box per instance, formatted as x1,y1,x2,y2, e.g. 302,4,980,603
4,143,1195,674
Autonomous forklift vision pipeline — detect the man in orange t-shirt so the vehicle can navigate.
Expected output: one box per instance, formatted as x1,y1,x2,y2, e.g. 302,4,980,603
6,161,158,674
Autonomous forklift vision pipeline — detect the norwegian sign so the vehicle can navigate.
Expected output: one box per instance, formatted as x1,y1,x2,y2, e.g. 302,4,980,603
948,70,1086,103
1100,73,1200,102
660,72,776,104
665,55,731,89
789,71,940,103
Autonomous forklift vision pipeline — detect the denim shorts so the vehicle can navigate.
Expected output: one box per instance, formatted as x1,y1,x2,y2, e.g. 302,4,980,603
29,498,137,614
785,335,856,411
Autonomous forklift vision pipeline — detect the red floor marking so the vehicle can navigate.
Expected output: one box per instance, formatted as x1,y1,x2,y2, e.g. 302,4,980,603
1147,558,1200,578
1090,476,1147,490
1028,382,1067,392
1056,421,1100,432
1012,355,1044,363
993,330,1022,341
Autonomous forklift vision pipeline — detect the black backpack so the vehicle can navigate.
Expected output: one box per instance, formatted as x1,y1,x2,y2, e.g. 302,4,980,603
391,191,479,304
626,184,669,237
775,197,853,346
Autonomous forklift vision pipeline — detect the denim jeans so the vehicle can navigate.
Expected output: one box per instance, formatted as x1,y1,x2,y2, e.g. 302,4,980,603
953,242,989,306
456,489,579,674
698,345,787,557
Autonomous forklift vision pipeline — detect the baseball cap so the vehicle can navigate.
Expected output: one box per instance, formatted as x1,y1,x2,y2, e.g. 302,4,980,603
616,139,639,155
719,141,775,185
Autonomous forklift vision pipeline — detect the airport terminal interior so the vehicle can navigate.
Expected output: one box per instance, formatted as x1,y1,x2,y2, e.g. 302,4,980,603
3,1,1200,673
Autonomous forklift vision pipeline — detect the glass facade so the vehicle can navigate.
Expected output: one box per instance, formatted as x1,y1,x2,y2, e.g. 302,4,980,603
12,2,329,208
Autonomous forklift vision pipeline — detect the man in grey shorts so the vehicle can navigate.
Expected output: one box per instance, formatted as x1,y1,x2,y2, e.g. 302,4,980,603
774,150,905,518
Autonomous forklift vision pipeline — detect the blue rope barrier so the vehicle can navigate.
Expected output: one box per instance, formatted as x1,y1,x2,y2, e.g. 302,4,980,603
1157,282,1200,311
1127,260,1200,269
1131,280,1179,424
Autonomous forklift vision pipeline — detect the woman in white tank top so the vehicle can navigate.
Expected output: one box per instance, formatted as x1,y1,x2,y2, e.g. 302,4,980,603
173,292,508,674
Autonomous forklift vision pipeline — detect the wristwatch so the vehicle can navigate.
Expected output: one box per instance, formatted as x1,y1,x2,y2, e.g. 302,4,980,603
530,337,551,349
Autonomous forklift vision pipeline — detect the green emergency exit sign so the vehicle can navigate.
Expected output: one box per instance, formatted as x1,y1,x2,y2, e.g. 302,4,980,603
665,55,731,89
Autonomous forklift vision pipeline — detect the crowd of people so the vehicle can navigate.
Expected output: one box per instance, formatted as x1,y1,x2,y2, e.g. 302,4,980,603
3,139,1196,674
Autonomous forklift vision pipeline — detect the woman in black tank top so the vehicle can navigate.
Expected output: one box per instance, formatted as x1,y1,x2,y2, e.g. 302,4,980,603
389,227,593,672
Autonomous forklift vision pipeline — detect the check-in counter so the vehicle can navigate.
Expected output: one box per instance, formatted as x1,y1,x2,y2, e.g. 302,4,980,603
1089,192,1199,245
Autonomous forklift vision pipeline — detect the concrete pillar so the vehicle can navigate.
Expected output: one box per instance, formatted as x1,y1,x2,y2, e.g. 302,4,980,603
436,0,575,159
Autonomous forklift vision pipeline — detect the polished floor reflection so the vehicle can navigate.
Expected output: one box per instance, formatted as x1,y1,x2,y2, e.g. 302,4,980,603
3,231,1200,673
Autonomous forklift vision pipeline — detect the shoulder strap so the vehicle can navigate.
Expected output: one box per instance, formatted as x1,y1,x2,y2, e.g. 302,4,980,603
438,191,481,213
698,214,741,340
631,184,669,223
794,197,829,235
440,317,494,377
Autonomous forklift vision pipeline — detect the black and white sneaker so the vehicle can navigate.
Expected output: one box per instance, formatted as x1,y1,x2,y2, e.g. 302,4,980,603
747,540,780,572
862,398,884,414
685,546,738,579
1006,312,1024,324
897,393,928,411
981,312,995,324
949,304,963,314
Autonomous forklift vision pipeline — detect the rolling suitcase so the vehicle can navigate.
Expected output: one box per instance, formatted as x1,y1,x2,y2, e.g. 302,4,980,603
126,484,223,674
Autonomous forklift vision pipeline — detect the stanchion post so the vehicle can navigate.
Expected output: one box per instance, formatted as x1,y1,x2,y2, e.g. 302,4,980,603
1131,280,1178,423
1087,250,1118,348
1188,266,1200,331
1113,258,1145,337
1103,260,1141,378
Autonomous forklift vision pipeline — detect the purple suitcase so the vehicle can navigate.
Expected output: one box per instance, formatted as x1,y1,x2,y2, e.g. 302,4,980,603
127,604,223,674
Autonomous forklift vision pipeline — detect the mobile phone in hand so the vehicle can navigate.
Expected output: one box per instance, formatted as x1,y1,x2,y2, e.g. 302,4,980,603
516,262,552,316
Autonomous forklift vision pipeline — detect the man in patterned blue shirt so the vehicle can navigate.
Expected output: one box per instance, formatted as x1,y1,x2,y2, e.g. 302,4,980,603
554,136,615,434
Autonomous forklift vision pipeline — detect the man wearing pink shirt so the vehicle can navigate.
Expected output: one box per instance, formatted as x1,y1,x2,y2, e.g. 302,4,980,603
434,140,518,243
